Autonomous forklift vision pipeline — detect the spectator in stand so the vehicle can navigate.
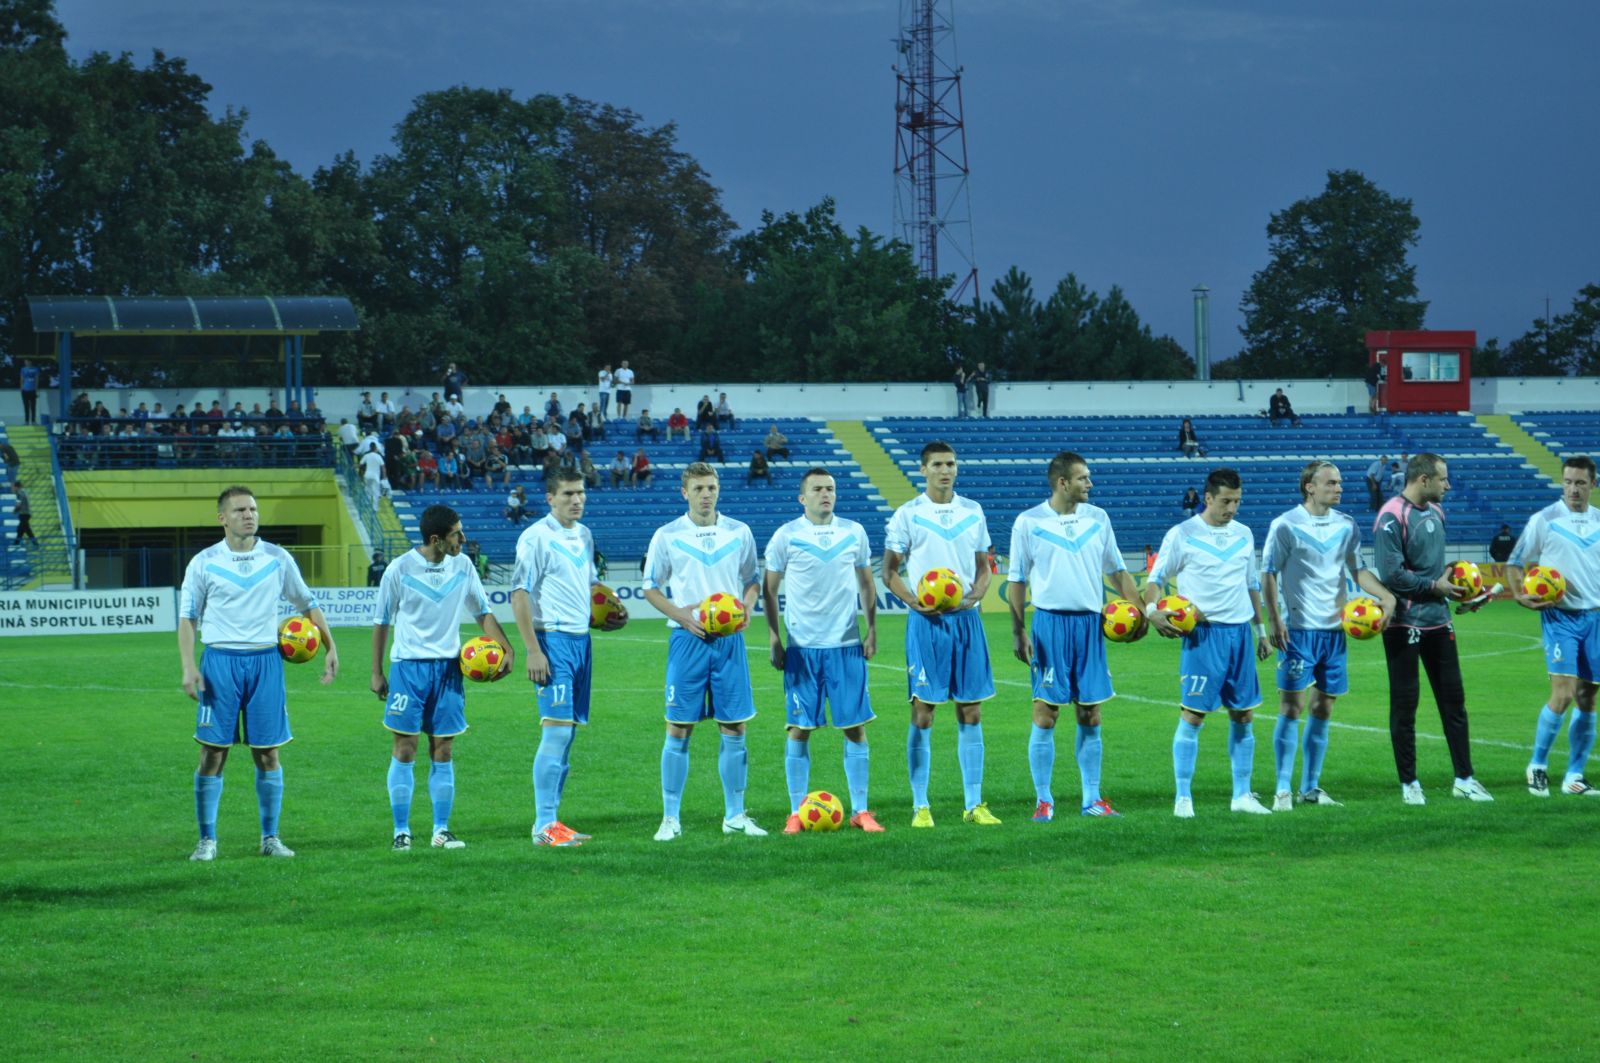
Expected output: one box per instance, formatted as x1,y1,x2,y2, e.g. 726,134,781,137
508,422,534,467
384,430,408,485
695,394,715,433
614,360,635,419
518,404,536,428
399,441,419,490
444,394,466,421
541,446,562,485
461,423,489,485
356,392,378,433
395,404,416,437
1182,485,1201,518
367,551,386,587
415,447,439,490
563,413,585,455
132,402,151,429
1364,360,1383,414
376,391,397,431
302,400,325,430
763,424,789,461
19,358,40,425
572,402,592,441
493,393,513,420
359,442,386,506
14,485,35,543
971,361,992,416
466,539,489,581
435,415,459,450
484,445,510,491
265,397,285,423
667,407,690,441
597,364,614,423
579,449,599,489
1,440,19,486
747,450,770,487
226,402,246,428
505,485,528,523
715,392,736,429
1267,387,1301,428
636,408,660,443
443,361,468,403
543,419,566,458
1386,461,1404,496
630,447,653,489
544,391,562,422
697,426,725,464
70,391,92,418
1489,523,1516,564
437,448,461,491
1365,455,1389,511
169,404,189,435
1177,418,1204,458
952,364,970,418
247,402,265,422
205,400,225,423
609,450,631,488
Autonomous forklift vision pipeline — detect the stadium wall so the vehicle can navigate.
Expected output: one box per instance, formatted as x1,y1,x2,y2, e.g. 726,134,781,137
6,377,1599,426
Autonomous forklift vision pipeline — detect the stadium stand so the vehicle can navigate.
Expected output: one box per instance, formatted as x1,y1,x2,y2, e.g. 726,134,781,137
1513,411,1600,464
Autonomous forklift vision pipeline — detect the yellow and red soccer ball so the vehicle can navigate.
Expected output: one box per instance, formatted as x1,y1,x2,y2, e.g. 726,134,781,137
1523,565,1566,605
1101,598,1142,642
798,790,844,832
698,592,746,637
1156,595,1198,633
1447,559,1484,596
589,583,624,629
917,567,964,612
459,636,506,682
278,616,319,663
1342,597,1385,641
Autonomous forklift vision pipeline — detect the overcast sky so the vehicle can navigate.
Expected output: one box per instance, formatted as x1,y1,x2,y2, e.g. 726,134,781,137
57,0,1600,368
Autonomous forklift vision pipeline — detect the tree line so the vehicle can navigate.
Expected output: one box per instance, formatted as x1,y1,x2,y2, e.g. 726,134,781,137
1,2,1588,390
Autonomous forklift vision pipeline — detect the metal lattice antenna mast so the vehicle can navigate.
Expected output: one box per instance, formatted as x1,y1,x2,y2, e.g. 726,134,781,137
893,0,978,304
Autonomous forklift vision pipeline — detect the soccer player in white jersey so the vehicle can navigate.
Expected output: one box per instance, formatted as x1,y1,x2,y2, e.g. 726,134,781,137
1260,461,1396,810
642,462,765,840
1143,467,1273,818
883,440,998,827
1507,454,1600,797
372,503,512,852
1006,452,1143,822
178,486,339,861
762,468,883,834
511,470,629,847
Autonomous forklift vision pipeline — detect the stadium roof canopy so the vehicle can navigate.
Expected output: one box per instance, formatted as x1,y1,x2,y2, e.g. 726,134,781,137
25,295,359,336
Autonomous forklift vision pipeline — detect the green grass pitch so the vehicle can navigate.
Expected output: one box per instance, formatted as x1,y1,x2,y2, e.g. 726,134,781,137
4,608,1599,1060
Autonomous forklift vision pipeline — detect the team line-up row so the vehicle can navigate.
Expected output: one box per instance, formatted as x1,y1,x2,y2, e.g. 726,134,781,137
176,444,1600,859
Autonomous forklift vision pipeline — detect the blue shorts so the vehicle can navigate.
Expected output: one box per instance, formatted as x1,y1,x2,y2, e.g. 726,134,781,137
196,646,291,749
384,658,468,737
784,644,875,730
905,608,995,704
1275,628,1350,695
1178,622,1262,713
537,631,593,724
1030,609,1114,706
665,627,756,724
1542,609,1600,682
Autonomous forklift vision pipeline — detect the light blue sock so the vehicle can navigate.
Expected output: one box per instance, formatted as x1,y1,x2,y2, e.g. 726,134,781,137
1272,715,1300,793
1172,720,1200,799
1567,709,1597,777
956,721,985,809
907,724,931,807
534,726,575,829
255,767,283,838
1228,720,1255,799
718,734,748,819
785,738,811,813
387,758,414,835
1076,723,1102,807
843,739,870,813
1302,715,1330,792
1028,723,1055,804
195,773,223,841
660,735,690,819
1532,706,1564,767
428,761,455,833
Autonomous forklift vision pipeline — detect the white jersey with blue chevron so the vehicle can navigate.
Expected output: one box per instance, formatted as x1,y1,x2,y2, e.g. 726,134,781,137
513,513,599,634
1511,500,1600,611
1149,515,1260,624
883,492,991,594
179,538,318,648
765,514,872,648
374,549,491,659
644,513,758,629
1006,501,1126,611
1262,504,1364,630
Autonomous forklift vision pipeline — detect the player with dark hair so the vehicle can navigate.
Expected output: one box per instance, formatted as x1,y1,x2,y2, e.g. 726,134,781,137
1143,468,1273,817
511,470,629,847
1507,454,1600,797
883,441,998,827
1007,451,1143,821
763,467,882,834
372,504,512,852
1261,461,1395,809
179,486,339,860
1373,453,1493,804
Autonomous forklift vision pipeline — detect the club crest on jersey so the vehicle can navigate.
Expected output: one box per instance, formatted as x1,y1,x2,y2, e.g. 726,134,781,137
938,511,954,527
234,558,253,573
